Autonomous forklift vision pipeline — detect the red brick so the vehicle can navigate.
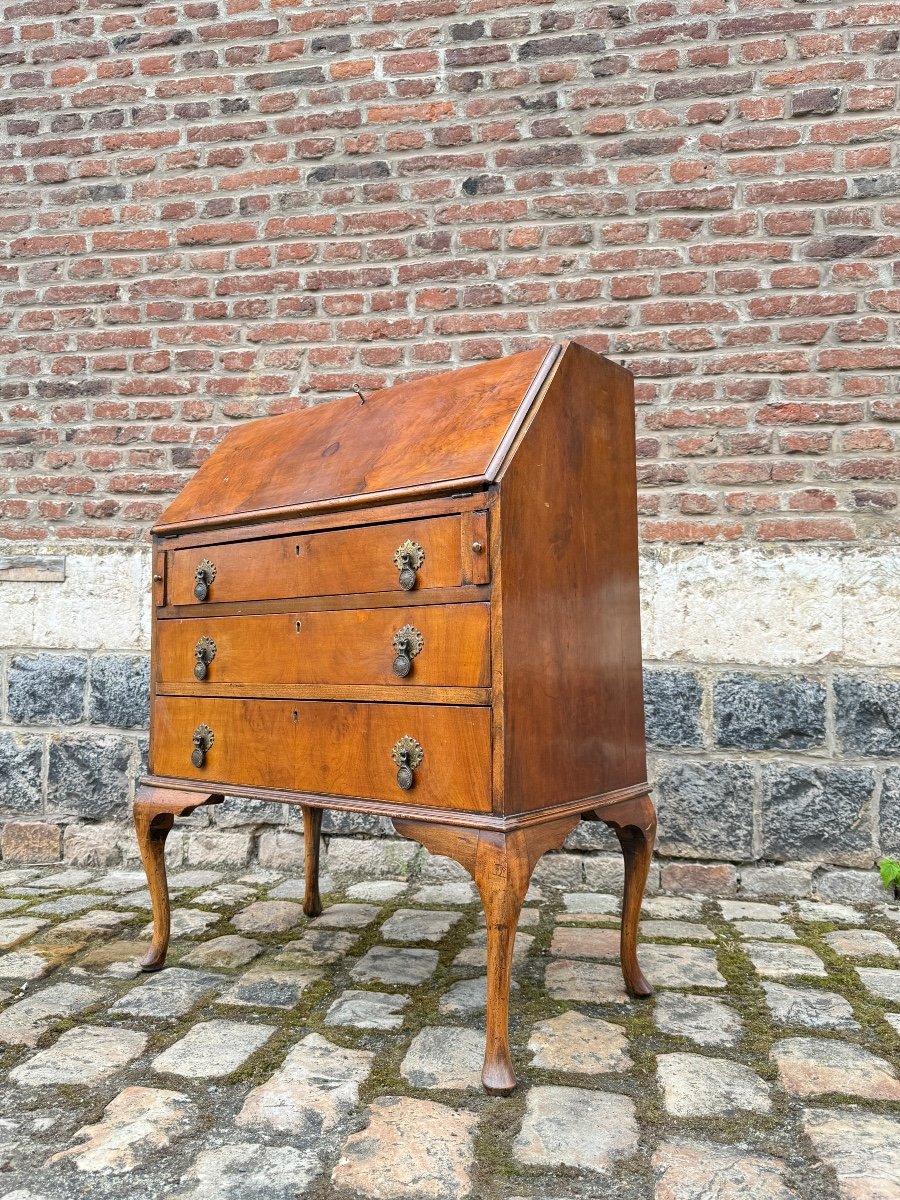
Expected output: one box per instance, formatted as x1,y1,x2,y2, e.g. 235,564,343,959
740,38,787,63
852,489,897,510
749,294,856,318
645,406,747,429
635,185,736,211
779,431,834,454
756,517,857,540
820,348,900,370
641,300,739,325
745,178,848,205
867,289,900,312
738,96,784,121
367,100,454,123
842,427,895,451
642,520,744,542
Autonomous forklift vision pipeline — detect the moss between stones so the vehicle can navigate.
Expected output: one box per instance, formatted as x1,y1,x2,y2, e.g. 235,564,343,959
2,873,900,1200
789,917,900,1087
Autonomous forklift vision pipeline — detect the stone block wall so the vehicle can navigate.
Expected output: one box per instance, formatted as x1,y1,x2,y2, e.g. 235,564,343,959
1,616,897,901
1,0,899,897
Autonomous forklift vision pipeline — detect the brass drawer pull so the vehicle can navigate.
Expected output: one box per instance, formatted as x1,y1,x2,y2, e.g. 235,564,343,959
392,735,423,791
393,540,424,591
193,558,216,602
193,635,216,681
191,724,214,768
391,624,423,678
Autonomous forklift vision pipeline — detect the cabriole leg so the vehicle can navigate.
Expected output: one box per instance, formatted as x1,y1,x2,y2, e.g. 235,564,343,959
302,805,323,918
393,815,578,1094
596,793,657,997
472,830,531,1094
133,785,222,972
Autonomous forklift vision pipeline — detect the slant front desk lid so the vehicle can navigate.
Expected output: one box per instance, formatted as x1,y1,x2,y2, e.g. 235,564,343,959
154,342,562,534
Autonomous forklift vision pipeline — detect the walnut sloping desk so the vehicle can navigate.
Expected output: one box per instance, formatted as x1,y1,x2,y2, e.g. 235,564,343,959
136,339,656,1093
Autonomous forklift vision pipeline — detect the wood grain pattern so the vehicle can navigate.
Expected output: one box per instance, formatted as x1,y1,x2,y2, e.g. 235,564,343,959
133,785,223,970
137,775,648,832
495,342,648,813
158,584,491,623
154,488,492,549
157,683,490,706
301,805,323,918
151,696,493,812
157,583,490,622
590,792,657,997
156,346,555,530
168,515,472,606
156,604,490,691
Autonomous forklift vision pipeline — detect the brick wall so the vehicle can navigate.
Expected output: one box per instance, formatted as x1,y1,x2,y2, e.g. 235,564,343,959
1,0,898,895
2,0,899,538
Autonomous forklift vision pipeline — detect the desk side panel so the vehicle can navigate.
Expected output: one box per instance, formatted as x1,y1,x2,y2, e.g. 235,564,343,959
496,342,648,815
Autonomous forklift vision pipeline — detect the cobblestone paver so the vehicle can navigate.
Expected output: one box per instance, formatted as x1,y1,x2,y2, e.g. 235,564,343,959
0,863,898,1198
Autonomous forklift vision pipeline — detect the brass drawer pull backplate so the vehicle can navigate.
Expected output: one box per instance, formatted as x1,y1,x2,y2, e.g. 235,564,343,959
193,558,216,602
191,723,214,768
393,539,424,591
392,735,424,790
193,635,216,680
391,624,424,678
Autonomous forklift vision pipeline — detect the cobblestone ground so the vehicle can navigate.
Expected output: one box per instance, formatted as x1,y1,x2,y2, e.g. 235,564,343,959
0,864,898,1200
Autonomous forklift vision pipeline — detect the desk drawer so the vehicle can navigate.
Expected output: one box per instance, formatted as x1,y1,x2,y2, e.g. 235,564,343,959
167,513,488,607
156,604,490,692
151,697,492,813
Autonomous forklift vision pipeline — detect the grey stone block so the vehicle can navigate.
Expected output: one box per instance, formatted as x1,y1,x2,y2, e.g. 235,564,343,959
0,732,44,812
655,760,754,861
761,765,875,865
836,674,900,757
414,852,470,884
739,865,813,900
89,654,150,728
256,830,304,870
531,851,585,889
816,868,885,904
644,669,703,749
213,795,282,828
880,768,900,857
47,734,134,820
185,830,253,868
583,852,661,895
325,837,419,883
321,810,395,838
564,821,619,851
8,654,87,724
276,806,393,838
713,672,825,750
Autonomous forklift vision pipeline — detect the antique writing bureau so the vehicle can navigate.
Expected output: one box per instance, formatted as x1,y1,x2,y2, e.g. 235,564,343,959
135,339,656,1093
